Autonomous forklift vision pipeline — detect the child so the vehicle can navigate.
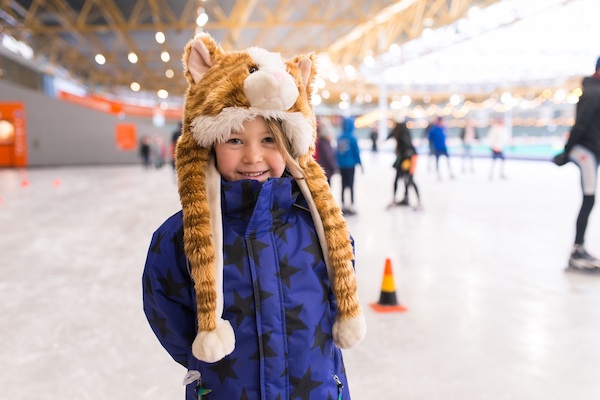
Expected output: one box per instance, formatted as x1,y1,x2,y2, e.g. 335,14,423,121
336,117,363,215
142,33,366,400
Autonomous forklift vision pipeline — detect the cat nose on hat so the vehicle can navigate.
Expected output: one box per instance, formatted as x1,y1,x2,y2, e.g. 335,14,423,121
271,70,285,81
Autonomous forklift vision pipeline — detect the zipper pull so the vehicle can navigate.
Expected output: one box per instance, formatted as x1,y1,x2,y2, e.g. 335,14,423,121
334,374,343,400
182,370,212,399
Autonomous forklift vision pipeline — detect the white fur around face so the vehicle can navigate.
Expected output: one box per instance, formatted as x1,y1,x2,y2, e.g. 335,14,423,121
191,107,314,157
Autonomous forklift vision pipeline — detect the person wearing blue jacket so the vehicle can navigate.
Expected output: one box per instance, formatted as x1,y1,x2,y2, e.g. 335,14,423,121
143,34,366,400
336,117,363,215
428,116,455,180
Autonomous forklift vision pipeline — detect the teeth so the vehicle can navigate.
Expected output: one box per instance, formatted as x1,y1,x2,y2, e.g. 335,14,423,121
241,172,264,177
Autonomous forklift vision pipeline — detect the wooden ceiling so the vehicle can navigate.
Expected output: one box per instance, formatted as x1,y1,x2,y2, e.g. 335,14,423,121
0,0,501,103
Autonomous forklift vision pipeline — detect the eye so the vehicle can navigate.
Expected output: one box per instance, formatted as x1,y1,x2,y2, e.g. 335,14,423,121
227,138,242,145
248,66,258,74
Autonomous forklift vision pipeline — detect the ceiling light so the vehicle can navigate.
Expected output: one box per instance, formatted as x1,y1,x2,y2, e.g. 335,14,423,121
155,32,165,44
160,102,169,110
161,51,170,62
321,90,330,99
165,69,174,78
196,8,208,27
312,94,322,106
157,89,169,99
389,44,401,56
128,52,138,64
130,82,140,91
95,54,106,65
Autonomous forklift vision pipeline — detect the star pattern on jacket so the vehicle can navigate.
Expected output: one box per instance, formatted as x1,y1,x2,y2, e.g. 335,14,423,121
169,226,185,258
247,231,269,265
302,230,323,266
290,367,323,400
226,290,255,326
150,231,164,254
223,236,247,275
285,304,309,337
148,309,172,338
157,269,187,300
143,273,153,295
209,356,239,384
277,254,301,288
250,331,277,359
311,322,331,355
318,279,330,305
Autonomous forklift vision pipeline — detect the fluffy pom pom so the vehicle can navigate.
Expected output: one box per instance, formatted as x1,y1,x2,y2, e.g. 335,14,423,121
332,313,366,349
192,319,235,363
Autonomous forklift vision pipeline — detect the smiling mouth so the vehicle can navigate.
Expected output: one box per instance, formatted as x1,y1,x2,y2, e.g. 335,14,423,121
239,171,267,178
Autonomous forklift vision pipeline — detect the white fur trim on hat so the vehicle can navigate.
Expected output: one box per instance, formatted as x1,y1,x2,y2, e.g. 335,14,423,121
191,107,314,156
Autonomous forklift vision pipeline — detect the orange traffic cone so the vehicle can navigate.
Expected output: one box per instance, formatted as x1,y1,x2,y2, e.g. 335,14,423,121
370,258,408,313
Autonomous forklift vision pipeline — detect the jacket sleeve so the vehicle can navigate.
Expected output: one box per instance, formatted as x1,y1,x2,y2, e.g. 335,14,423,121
142,224,196,368
565,89,600,152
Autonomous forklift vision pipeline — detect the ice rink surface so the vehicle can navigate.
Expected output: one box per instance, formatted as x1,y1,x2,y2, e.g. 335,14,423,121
1,150,600,400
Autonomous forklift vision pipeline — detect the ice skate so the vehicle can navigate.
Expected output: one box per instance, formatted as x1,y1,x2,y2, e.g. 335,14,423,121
566,245,600,273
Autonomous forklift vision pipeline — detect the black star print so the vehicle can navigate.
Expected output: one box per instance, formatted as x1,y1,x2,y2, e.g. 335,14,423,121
209,356,239,384
143,273,153,295
148,309,172,338
240,181,257,219
326,393,334,400
157,269,188,299
259,289,274,302
225,290,254,326
240,388,249,400
247,234,269,265
318,279,329,305
285,304,309,338
270,198,285,224
274,221,294,243
277,255,301,289
150,231,165,254
223,236,247,275
311,322,331,355
170,226,185,258
302,230,324,266
250,331,277,360
290,367,323,400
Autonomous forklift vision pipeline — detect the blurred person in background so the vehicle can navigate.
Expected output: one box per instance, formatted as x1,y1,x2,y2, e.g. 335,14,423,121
487,117,510,180
336,117,363,215
428,116,455,180
388,120,421,210
139,135,152,169
315,117,338,185
553,56,600,271
460,118,479,173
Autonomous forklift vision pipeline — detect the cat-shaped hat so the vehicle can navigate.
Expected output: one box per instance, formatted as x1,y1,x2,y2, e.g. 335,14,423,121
176,33,366,363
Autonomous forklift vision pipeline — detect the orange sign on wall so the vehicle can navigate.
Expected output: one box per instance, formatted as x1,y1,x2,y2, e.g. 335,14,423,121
115,123,137,150
0,102,27,167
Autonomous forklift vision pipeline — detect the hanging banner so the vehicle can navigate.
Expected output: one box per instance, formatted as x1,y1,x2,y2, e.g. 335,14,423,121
115,123,137,150
0,102,27,167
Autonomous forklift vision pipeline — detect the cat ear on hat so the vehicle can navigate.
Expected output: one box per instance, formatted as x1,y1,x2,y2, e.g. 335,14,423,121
286,54,317,97
184,33,223,85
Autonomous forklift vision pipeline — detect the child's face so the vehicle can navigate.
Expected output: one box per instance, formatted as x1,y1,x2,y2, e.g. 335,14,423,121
214,117,286,182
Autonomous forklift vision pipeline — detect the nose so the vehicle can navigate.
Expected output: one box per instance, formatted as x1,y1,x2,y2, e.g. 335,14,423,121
271,70,284,81
242,143,263,163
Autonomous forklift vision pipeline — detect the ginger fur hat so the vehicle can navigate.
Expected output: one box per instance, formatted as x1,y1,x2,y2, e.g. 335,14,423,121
176,32,366,363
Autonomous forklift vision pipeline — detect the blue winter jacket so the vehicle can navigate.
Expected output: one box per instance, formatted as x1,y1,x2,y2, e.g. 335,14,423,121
143,177,352,399
428,124,448,152
336,118,362,169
